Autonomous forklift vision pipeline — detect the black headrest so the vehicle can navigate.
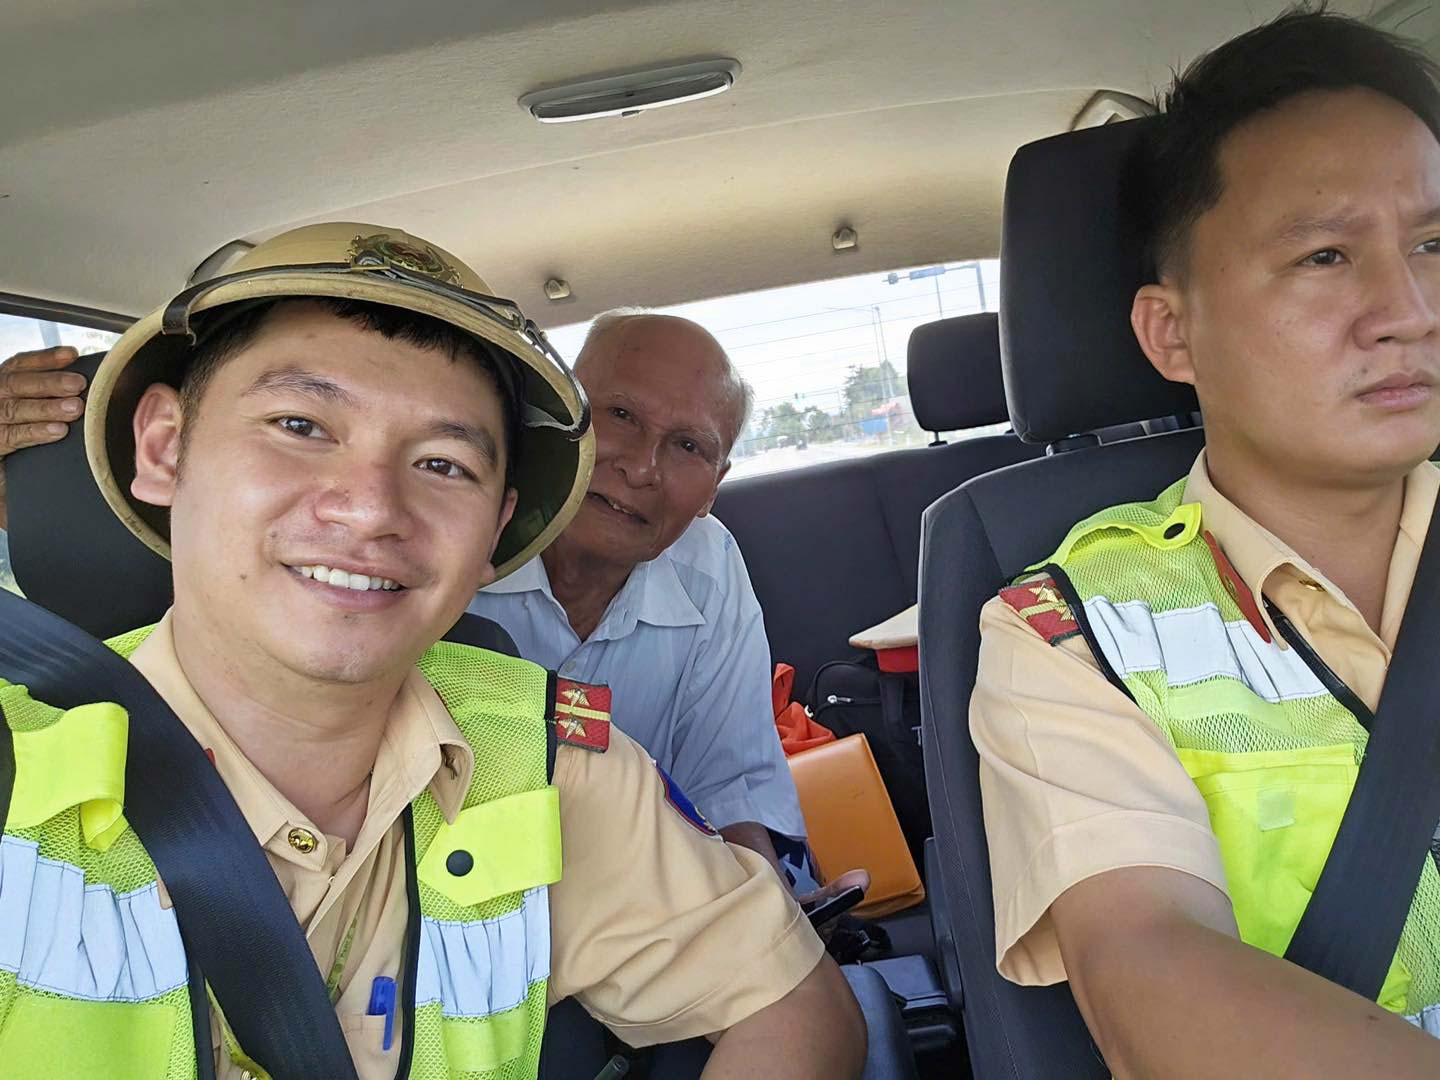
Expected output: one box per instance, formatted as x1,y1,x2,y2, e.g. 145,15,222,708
999,117,1198,444
906,312,1008,432
8,353,175,638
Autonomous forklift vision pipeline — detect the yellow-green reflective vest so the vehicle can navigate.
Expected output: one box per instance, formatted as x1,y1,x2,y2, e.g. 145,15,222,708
1030,477,1440,1033
0,627,563,1079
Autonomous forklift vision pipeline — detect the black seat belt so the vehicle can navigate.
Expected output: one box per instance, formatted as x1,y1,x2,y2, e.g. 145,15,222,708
1280,510,1440,1003
0,589,359,1080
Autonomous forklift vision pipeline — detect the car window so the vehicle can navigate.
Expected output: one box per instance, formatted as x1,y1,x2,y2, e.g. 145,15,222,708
544,260,1002,480
0,314,121,595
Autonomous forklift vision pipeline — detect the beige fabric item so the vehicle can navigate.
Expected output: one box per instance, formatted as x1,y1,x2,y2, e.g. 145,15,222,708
84,222,594,582
129,613,824,1077
850,604,918,651
970,452,1440,987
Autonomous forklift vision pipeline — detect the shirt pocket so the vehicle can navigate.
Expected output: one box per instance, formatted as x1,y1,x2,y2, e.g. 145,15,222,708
1178,744,1358,954
340,1010,397,1075
1176,744,1412,1012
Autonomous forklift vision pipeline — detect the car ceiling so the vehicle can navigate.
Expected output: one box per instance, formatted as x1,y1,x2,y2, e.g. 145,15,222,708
2,0,1395,336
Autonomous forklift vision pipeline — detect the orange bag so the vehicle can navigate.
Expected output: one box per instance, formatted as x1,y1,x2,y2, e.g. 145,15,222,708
772,663,835,755
788,734,925,918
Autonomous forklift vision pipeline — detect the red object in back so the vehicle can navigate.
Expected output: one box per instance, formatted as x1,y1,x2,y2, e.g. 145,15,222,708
875,645,919,674
772,663,836,755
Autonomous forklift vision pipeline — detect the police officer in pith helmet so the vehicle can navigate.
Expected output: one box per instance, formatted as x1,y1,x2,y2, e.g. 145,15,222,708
0,222,865,1080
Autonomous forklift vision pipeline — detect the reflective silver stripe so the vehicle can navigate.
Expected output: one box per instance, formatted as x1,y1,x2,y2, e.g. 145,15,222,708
0,834,187,1001
1405,1002,1440,1038
1082,598,1328,702
415,885,550,1018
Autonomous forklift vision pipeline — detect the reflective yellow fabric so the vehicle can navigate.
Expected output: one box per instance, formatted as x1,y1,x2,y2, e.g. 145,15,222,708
5,694,129,851
1048,479,1440,1015
419,786,562,909
0,988,177,1080
0,632,557,1080
441,996,532,1073
411,641,556,1079
1042,497,1203,570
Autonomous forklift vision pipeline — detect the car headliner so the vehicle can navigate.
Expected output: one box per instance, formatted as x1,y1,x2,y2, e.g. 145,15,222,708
1,0,1395,336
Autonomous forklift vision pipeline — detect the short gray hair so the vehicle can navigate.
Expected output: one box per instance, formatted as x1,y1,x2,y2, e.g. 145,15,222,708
577,308,754,460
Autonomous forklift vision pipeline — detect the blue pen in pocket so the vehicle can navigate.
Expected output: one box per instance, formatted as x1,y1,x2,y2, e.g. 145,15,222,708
367,975,397,1052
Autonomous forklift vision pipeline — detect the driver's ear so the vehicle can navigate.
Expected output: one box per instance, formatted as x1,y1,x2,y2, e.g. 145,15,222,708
1132,283,1196,386
131,384,185,507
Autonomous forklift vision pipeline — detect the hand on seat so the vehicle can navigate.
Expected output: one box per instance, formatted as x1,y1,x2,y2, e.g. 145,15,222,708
0,347,87,529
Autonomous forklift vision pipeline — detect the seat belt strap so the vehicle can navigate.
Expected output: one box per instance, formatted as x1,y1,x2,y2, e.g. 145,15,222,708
1281,509,1440,1001
0,590,358,1080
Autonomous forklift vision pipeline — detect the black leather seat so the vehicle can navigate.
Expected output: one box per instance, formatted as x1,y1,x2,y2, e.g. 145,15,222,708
918,116,1208,1079
713,312,1044,695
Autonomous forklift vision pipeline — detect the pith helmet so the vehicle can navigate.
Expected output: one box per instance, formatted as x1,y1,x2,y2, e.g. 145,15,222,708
85,222,594,581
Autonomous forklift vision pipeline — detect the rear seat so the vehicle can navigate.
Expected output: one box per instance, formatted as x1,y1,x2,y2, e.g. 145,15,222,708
713,312,1043,695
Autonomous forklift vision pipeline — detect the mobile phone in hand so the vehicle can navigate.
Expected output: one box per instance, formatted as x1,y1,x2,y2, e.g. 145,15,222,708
802,884,865,928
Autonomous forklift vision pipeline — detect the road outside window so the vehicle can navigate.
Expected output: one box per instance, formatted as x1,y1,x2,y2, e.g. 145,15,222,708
544,260,1002,480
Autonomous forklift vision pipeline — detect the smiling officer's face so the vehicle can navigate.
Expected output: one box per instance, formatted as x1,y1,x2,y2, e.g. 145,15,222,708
130,301,517,688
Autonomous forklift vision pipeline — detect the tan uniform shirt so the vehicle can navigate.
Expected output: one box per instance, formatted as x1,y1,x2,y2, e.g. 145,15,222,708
129,615,824,1078
969,452,1439,986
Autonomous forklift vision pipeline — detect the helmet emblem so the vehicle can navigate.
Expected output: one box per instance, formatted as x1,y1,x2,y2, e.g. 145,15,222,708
348,233,460,284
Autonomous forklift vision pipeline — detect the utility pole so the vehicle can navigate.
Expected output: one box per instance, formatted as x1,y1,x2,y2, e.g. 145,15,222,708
869,305,893,399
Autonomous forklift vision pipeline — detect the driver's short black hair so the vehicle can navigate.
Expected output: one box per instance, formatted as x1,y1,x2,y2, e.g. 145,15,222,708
177,296,523,487
1134,4,1440,280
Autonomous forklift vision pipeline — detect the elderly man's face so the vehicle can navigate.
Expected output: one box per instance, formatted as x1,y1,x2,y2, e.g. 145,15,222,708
569,317,733,568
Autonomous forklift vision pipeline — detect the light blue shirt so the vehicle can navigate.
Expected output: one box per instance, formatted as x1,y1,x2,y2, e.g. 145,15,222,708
469,514,807,839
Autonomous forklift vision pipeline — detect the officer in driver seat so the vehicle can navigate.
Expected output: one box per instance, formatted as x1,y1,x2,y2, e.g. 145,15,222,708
972,9,1440,1078
0,223,865,1078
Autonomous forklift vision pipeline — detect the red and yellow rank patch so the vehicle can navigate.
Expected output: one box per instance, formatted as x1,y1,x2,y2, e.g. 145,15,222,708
999,576,1081,645
552,678,612,753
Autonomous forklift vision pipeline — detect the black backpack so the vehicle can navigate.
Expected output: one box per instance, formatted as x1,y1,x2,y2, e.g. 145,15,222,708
809,656,931,869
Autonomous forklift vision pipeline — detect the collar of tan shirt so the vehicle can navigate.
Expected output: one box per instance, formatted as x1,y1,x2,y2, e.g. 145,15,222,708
1182,451,1440,657
128,612,475,868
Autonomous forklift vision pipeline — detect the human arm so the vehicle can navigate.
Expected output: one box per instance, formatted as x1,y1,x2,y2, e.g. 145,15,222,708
971,595,1440,1074
668,608,808,842
702,954,865,1079
548,727,863,1073
719,819,785,875
1053,866,1440,1078
0,346,88,530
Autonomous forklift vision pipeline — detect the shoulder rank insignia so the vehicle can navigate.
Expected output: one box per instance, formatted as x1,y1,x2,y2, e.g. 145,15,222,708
999,575,1081,645
552,678,611,753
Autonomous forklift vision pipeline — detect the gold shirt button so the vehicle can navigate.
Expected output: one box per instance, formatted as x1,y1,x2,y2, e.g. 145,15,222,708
288,827,318,854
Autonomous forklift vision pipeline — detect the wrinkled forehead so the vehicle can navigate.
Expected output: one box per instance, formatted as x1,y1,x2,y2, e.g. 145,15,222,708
582,324,731,419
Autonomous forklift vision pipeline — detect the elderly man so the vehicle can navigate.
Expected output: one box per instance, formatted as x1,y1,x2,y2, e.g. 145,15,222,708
0,309,822,891
469,310,816,883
